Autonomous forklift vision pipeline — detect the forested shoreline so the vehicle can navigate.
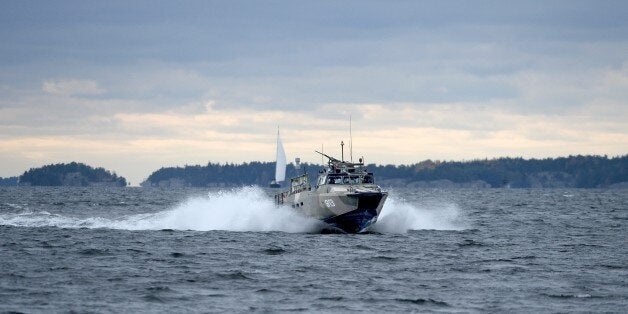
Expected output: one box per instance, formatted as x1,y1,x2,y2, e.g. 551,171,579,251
142,155,628,188
2,155,625,188
0,176,18,186
16,162,127,187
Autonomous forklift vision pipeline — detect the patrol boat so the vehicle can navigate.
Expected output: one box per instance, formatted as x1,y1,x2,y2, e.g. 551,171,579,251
274,143,388,233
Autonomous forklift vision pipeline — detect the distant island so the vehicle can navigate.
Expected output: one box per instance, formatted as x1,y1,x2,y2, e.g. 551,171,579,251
18,162,127,187
142,155,627,188
2,156,626,188
142,161,321,188
0,176,19,186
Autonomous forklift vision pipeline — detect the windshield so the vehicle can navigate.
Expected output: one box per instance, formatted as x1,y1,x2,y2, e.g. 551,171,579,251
326,174,373,184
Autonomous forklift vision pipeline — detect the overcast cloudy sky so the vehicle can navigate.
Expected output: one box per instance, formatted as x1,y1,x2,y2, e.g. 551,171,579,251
1,1,627,185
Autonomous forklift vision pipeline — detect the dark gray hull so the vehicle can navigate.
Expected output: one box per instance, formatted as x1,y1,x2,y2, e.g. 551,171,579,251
278,187,388,233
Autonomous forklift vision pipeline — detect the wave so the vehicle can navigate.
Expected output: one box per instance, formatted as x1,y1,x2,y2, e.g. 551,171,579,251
0,187,321,233
0,187,465,233
372,196,467,233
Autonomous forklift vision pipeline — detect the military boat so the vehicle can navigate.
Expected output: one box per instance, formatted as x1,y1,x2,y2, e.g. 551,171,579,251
274,144,388,233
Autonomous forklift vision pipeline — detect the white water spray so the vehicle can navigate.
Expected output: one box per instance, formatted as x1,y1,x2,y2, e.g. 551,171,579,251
372,196,466,233
0,187,322,233
0,187,465,234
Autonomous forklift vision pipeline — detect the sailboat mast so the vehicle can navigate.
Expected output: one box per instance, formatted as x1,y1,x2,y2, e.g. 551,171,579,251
275,127,279,182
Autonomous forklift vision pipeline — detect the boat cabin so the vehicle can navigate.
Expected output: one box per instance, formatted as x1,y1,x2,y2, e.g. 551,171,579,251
314,157,375,187
317,173,374,185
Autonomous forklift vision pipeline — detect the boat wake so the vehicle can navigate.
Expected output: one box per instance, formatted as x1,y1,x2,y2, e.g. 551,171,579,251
0,187,321,233
0,187,466,233
372,197,467,233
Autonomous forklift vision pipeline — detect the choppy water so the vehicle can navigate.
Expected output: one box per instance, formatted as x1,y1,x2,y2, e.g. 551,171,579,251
0,187,626,312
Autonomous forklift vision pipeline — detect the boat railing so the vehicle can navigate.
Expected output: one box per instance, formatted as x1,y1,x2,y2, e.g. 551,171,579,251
290,173,310,193
274,191,289,205
274,173,312,205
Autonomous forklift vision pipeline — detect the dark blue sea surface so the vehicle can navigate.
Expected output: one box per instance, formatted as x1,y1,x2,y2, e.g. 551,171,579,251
0,187,626,312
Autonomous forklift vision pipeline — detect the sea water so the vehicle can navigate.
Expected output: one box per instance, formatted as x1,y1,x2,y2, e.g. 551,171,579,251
0,187,626,312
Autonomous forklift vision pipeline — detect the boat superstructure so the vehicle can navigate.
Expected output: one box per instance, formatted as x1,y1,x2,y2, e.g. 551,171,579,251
275,146,387,233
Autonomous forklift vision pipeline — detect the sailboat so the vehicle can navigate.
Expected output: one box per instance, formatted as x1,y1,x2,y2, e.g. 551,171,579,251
269,129,286,188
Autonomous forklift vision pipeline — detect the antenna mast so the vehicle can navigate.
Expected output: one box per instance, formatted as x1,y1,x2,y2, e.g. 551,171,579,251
349,115,353,162
341,141,344,162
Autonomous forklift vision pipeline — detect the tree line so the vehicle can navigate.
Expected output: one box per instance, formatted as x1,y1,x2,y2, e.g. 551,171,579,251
143,155,628,188
3,155,626,188
0,176,18,186
18,162,127,187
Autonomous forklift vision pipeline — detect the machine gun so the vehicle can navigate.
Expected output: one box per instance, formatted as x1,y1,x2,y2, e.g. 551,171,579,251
315,150,341,164
315,149,365,170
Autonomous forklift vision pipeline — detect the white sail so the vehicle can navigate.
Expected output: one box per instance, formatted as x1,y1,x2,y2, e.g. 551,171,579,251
275,131,286,182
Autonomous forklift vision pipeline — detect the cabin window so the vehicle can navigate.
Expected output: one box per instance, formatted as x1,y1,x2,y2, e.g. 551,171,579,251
326,174,376,184
317,175,326,186
324,174,375,184
327,175,344,184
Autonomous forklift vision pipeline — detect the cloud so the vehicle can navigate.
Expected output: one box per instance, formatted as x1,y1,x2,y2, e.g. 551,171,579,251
1,1,627,184
3,98,626,185
42,79,104,96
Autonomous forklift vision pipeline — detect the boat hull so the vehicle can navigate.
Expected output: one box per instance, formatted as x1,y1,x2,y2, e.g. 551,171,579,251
277,188,388,233
323,206,378,233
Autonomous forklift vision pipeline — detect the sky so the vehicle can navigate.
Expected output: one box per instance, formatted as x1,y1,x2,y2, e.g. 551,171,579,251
1,1,627,185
